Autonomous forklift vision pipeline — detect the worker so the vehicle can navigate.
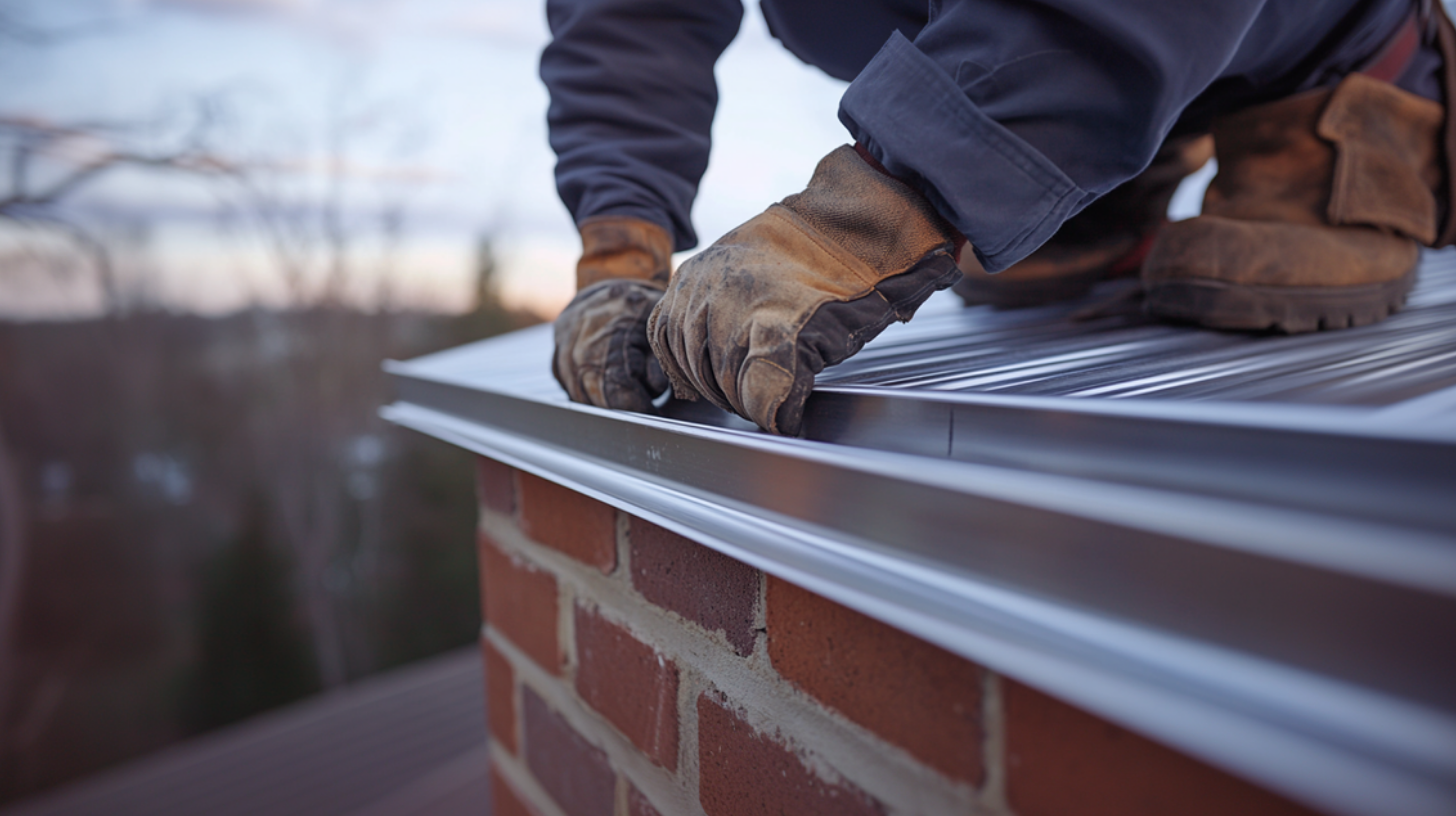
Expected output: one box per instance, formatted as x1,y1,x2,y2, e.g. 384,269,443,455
547,0,1454,435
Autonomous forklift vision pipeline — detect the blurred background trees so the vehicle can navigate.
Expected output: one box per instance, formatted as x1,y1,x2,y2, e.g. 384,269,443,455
0,232,535,804
0,2,539,803
0,222,535,803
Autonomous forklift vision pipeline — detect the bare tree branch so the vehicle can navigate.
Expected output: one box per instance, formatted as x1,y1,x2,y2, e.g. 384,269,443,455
6,212,120,308
0,114,237,214
0,108,239,313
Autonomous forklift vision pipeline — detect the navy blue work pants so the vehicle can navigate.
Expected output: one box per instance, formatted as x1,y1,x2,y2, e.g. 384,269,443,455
542,0,1442,269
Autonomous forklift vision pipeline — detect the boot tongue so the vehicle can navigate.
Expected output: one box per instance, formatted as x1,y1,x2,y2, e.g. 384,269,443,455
1204,87,1335,228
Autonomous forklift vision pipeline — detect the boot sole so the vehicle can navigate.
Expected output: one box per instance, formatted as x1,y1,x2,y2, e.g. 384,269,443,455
1144,269,1416,334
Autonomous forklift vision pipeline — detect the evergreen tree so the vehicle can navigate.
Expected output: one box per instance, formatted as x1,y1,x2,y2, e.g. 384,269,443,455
185,496,318,732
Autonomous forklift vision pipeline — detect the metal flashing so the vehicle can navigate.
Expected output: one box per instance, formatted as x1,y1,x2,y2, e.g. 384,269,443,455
383,250,1456,816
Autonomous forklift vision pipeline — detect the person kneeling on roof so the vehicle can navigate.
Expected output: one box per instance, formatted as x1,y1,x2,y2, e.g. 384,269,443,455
546,0,1455,435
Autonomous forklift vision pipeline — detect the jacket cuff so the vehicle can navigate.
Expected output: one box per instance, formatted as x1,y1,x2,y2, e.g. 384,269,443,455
838,32,1096,272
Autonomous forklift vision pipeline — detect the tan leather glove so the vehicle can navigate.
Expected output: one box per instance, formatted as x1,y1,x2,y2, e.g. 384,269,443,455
647,145,962,435
552,216,673,412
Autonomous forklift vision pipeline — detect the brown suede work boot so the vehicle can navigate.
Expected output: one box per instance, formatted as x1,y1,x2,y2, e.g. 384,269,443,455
954,134,1213,308
1142,73,1446,333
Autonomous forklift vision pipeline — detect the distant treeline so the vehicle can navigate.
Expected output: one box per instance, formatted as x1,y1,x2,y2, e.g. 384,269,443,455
0,300,537,803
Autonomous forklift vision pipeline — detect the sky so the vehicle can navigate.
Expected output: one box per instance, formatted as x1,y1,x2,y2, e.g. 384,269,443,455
0,0,1214,319
0,0,853,317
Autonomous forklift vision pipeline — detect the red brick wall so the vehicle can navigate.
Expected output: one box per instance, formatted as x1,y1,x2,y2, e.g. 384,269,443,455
475,456,1322,816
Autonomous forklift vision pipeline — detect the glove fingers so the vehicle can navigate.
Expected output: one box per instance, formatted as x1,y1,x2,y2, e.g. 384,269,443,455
554,279,666,413
626,295,670,403
601,309,667,413
648,292,706,404
740,355,807,436
552,319,591,404
687,306,735,412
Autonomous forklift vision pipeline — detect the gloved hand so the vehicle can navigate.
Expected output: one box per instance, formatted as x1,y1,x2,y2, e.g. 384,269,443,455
552,216,673,412
647,145,963,435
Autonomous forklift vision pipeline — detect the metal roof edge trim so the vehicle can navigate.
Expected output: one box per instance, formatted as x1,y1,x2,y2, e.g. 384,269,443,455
382,374,1456,816
810,383,1456,441
379,356,1456,442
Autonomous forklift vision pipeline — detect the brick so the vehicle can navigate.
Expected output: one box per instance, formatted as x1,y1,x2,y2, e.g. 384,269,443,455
477,456,515,515
490,762,535,816
483,638,517,752
479,533,560,674
574,604,679,769
523,686,616,816
765,577,982,783
628,785,662,816
698,692,884,816
517,472,617,572
1005,680,1321,816
629,518,759,656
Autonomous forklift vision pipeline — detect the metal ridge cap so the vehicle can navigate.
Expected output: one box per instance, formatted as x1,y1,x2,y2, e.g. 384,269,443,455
384,361,1456,542
384,370,1456,587
811,383,1456,443
381,379,1456,689
381,399,1456,816
382,356,1456,445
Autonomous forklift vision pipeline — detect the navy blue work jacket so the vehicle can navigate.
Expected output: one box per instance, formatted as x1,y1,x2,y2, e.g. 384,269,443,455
542,0,1434,271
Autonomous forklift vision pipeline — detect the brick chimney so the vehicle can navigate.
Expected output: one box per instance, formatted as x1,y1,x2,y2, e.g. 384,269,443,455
473,457,1315,816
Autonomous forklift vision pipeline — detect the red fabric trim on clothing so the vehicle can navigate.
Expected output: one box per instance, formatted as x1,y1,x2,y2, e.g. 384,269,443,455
1361,13,1421,83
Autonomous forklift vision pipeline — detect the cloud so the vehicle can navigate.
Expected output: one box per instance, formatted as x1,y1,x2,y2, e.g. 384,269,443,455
149,0,316,18
433,4,546,46
142,0,544,49
241,155,458,185
145,0,391,48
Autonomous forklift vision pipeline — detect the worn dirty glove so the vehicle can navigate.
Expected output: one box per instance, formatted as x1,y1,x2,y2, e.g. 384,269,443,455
647,145,963,435
552,216,673,412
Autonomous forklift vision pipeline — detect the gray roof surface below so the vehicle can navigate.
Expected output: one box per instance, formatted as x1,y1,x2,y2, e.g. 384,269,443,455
0,649,486,816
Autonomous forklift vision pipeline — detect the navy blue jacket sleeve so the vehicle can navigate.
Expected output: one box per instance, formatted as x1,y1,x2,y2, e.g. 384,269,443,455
839,0,1401,272
541,0,744,252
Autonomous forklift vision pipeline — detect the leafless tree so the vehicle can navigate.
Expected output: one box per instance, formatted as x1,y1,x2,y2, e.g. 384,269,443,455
1,5,447,710
0,108,236,312
199,70,437,688
0,97,241,772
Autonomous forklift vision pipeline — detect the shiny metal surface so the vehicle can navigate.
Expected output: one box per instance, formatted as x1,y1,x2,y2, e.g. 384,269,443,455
818,248,1456,405
382,249,1456,816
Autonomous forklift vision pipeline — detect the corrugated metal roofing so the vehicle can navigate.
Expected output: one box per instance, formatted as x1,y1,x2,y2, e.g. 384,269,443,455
0,649,486,816
820,248,1456,405
399,249,1456,422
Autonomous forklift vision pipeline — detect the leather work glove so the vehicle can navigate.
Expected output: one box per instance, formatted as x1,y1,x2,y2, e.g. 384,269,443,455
647,145,963,436
552,216,673,412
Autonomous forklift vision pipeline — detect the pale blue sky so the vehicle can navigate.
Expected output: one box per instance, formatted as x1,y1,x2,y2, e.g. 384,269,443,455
0,0,851,315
